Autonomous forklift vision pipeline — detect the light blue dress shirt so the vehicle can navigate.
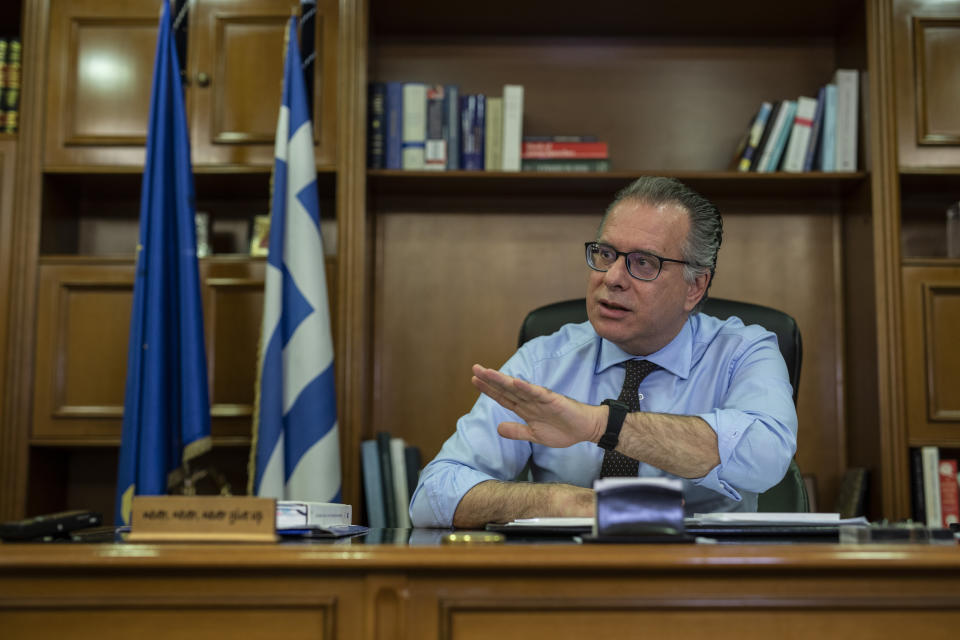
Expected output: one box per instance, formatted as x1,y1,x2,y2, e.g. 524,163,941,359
409,313,798,528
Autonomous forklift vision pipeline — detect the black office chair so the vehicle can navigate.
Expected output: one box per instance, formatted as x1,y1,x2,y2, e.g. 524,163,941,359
518,297,809,512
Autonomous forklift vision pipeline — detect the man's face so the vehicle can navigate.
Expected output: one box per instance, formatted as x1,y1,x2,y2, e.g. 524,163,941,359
586,199,708,356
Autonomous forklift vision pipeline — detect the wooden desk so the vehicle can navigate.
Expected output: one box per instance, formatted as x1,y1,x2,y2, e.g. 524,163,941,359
1,538,959,639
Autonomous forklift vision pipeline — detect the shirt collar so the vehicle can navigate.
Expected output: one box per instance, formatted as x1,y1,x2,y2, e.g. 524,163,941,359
595,316,694,379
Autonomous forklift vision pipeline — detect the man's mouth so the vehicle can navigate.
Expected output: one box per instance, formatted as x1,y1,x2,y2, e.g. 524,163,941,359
599,299,631,313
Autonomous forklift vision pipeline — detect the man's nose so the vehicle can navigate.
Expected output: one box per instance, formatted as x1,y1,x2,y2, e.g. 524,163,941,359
603,254,631,287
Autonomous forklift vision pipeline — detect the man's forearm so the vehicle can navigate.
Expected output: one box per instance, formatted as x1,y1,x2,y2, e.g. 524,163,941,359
614,412,720,478
452,479,595,529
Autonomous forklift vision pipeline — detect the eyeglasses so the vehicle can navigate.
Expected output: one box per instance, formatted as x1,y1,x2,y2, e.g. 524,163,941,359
584,241,691,282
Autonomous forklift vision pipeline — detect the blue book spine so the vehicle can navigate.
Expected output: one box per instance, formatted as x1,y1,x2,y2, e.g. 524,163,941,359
444,85,460,170
765,100,797,172
460,94,486,170
384,81,403,169
802,86,826,172
820,83,837,172
361,440,387,528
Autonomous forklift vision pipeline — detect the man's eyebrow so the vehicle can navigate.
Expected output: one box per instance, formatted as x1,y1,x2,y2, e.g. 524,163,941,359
599,241,662,257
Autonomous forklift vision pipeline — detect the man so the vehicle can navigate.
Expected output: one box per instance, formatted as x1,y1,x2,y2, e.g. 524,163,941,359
409,176,797,529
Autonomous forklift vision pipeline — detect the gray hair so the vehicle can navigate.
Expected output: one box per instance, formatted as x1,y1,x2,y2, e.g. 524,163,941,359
597,176,723,313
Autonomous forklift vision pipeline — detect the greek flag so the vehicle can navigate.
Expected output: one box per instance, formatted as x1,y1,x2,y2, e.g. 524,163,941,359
115,0,210,526
249,17,341,502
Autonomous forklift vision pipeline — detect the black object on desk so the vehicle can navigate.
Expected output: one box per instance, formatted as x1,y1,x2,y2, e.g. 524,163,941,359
0,510,102,542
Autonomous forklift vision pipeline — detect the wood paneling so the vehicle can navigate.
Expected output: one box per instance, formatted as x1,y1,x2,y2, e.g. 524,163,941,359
902,263,960,445
4,543,960,640
0,139,17,461
43,0,157,166
43,0,339,168
30,256,336,445
893,1,960,167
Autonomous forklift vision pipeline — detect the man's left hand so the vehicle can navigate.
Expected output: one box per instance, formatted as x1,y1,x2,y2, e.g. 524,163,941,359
471,364,606,448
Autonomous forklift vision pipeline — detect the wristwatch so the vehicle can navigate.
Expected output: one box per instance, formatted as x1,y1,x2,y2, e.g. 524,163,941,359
598,399,629,450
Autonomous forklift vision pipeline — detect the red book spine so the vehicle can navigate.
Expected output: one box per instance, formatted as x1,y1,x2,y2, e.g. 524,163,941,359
521,141,608,159
939,458,959,527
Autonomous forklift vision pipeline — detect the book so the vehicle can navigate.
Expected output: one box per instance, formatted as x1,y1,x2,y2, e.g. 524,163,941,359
910,448,926,524
523,135,599,142
384,81,403,169
938,458,959,527
802,86,827,172
921,445,941,529
835,467,868,519
730,101,773,171
360,439,387,528
521,141,608,159
424,85,446,170
460,94,485,170
0,38,7,133
501,84,524,171
782,95,818,172
819,83,837,171
401,82,427,169
276,501,352,530
404,444,422,500
390,437,412,528
484,96,503,171
0,37,17,134
833,68,859,172
757,99,796,172
367,82,386,169
376,431,397,527
750,100,782,171
444,84,460,170
520,159,610,172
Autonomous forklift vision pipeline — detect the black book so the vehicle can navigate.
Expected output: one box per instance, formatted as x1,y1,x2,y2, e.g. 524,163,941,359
910,447,926,524
750,100,782,172
367,82,386,169
376,431,397,527
404,444,422,500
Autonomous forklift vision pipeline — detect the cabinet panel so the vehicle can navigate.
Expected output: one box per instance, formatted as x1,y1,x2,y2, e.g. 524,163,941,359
894,0,960,167
44,0,157,166
31,258,336,444
902,264,960,445
44,0,338,169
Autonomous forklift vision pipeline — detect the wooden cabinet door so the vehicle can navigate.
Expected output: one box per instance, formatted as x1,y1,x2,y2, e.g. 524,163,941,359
902,264,960,446
893,0,960,168
186,0,337,167
43,0,158,167
43,0,338,169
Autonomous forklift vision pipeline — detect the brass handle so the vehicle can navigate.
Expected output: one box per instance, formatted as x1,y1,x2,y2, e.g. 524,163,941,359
196,72,211,88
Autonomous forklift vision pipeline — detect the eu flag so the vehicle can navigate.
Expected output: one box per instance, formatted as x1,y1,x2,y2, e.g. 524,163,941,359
115,0,211,526
249,17,341,502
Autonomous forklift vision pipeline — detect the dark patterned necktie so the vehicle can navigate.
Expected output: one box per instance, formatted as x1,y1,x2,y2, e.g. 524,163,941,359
599,359,660,477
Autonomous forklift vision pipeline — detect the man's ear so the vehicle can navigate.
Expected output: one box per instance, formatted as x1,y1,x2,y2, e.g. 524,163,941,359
684,271,711,312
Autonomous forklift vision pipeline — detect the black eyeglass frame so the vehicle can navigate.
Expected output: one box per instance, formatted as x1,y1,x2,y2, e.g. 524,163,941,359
584,241,692,282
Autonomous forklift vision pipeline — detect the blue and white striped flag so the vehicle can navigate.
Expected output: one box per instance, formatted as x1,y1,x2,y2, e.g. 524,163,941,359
249,17,340,502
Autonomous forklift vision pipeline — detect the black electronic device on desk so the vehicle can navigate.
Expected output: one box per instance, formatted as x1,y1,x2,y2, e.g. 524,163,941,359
0,510,103,542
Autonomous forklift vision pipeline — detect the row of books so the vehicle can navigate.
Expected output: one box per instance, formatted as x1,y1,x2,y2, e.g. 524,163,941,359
731,68,860,173
911,446,959,529
368,82,525,171
361,431,422,528
0,38,21,134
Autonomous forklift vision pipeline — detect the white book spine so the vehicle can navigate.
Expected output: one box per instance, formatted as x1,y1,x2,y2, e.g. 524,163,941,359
782,96,818,172
501,85,524,171
921,445,942,529
401,83,427,170
833,68,859,172
390,437,412,528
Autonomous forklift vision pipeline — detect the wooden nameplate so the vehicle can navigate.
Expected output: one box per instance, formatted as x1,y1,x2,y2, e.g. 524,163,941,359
127,496,277,543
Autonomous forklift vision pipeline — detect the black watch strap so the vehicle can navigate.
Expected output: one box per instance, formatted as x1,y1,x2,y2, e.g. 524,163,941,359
598,399,629,451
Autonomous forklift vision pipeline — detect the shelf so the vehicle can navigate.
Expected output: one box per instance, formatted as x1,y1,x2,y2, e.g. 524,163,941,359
371,0,862,38
368,170,868,199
